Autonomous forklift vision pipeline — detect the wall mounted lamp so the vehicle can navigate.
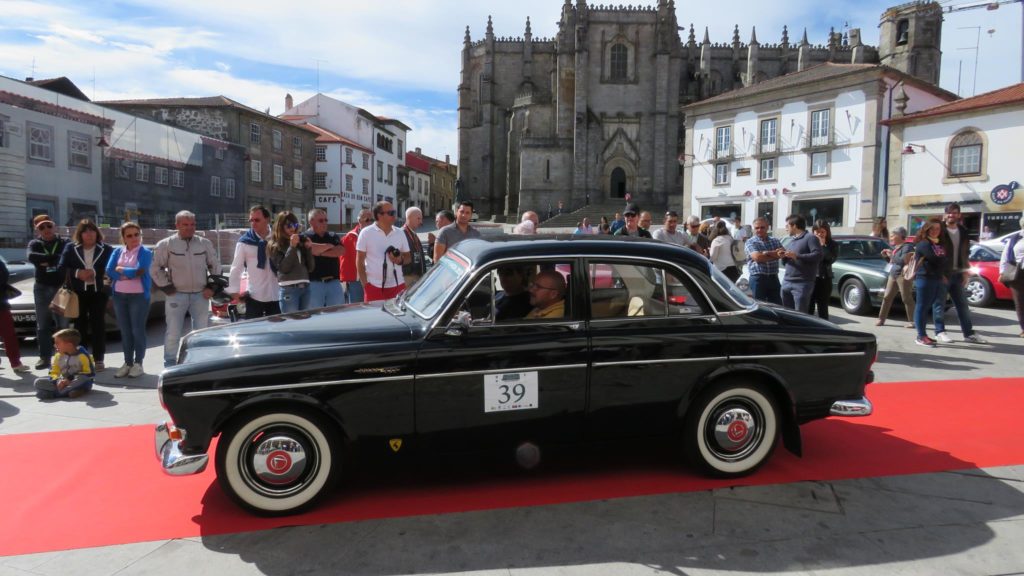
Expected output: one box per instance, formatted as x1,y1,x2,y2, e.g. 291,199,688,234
902,143,926,155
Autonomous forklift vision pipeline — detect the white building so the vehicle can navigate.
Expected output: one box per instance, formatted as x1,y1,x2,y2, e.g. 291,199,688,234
884,82,1024,239
303,123,374,228
1,77,107,242
282,94,410,222
682,63,954,235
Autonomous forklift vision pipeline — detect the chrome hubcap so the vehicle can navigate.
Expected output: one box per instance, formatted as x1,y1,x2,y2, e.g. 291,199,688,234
712,407,757,454
250,434,308,487
966,281,983,303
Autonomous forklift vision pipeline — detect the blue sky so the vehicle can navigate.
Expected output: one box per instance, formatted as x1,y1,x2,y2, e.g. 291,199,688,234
1,0,1019,160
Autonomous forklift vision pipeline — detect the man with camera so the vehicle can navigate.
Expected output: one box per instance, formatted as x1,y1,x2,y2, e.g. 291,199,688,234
356,201,411,303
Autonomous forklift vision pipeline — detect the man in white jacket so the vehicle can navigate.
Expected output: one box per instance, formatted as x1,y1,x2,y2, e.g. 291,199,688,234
228,205,280,320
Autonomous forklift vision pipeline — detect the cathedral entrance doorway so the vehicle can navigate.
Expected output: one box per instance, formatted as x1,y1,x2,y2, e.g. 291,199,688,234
611,167,627,198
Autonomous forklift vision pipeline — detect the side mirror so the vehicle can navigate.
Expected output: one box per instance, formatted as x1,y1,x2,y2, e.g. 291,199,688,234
444,311,472,337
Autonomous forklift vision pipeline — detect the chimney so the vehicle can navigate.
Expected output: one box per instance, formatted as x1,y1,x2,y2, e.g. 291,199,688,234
445,154,450,165
285,93,293,111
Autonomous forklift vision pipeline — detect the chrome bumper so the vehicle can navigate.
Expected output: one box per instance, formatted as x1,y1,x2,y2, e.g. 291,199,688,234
829,397,873,417
155,422,209,475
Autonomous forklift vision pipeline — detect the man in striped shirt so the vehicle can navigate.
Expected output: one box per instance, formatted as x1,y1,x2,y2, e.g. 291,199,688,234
744,217,784,305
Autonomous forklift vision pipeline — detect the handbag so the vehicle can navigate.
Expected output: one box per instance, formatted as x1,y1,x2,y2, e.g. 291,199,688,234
49,271,80,319
902,255,919,281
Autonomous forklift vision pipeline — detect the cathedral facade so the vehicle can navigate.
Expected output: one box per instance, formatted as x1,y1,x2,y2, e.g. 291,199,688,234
458,0,943,220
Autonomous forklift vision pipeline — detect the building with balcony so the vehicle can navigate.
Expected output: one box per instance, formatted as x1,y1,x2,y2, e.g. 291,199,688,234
682,63,954,234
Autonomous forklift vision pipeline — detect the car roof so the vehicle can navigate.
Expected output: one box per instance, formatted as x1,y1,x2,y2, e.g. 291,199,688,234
834,235,885,241
451,234,710,268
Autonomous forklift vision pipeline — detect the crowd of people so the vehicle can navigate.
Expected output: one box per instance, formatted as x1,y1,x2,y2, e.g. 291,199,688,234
3,199,1023,398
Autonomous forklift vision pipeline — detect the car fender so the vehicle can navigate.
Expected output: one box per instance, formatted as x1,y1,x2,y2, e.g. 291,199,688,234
213,392,352,444
676,363,802,457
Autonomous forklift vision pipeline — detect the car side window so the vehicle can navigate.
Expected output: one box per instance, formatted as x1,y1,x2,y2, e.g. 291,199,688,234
458,261,573,325
589,261,709,319
459,272,495,324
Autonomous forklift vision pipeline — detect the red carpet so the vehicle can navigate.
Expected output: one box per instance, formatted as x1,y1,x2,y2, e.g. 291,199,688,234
1,377,1023,557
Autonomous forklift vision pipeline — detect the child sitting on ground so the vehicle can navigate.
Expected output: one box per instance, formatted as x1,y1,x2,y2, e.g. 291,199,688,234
34,328,96,399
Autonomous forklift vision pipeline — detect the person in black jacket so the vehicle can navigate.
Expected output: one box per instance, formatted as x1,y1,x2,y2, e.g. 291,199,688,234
913,217,948,348
26,214,69,369
57,219,113,370
807,219,838,320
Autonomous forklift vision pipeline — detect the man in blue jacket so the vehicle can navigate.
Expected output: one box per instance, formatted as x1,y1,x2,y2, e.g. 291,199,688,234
780,214,822,313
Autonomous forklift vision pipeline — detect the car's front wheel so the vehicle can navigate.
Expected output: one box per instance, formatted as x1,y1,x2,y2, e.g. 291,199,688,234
840,278,872,315
965,276,994,307
684,381,779,477
216,409,340,516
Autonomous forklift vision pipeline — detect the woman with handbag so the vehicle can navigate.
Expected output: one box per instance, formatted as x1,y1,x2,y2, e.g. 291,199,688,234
912,217,948,348
57,219,112,371
876,227,916,328
106,222,152,378
1,258,31,374
998,215,1024,338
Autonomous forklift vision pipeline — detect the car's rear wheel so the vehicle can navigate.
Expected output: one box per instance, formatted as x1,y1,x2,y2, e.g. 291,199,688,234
684,381,779,477
216,409,339,516
840,278,872,315
965,276,994,307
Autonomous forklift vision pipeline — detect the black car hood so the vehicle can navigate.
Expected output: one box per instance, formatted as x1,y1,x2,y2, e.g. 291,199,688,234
178,303,415,365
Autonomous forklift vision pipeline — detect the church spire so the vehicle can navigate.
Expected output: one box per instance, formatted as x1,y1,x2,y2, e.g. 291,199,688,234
702,26,710,45
525,16,532,36
749,26,759,46
464,25,471,47
781,25,789,47
688,23,696,46
486,15,494,39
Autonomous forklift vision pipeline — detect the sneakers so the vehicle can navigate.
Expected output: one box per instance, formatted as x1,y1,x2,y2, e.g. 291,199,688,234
935,332,954,344
33,359,50,370
115,364,131,378
95,361,105,372
11,364,31,374
964,334,987,344
915,336,937,347
128,364,144,378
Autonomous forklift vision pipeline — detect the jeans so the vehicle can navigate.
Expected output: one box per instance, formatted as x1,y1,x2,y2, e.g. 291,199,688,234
279,283,311,313
749,273,782,305
164,291,210,366
74,289,108,362
344,281,364,304
244,295,281,319
781,279,814,313
933,273,974,337
112,292,149,365
808,276,832,320
33,283,68,362
308,280,344,308
914,276,943,339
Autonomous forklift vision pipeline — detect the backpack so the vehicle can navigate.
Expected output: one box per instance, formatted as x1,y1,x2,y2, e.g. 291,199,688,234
730,238,745,262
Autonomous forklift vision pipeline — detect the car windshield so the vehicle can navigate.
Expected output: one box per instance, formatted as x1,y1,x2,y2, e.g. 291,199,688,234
969,244,1002,261
403,250,472,318
709,263,755,309
837,238,889,259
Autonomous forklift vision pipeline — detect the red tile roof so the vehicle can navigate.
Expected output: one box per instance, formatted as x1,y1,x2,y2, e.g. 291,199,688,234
885,82,1024,125
405,151,431,174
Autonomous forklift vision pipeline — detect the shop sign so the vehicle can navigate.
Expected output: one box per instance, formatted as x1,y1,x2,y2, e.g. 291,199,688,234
990,181,1019,206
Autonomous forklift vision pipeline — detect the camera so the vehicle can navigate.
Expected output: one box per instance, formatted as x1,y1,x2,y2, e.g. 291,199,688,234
387,246,401,258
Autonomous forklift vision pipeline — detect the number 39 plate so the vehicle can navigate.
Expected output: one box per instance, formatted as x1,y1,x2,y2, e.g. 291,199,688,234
484,372,538,413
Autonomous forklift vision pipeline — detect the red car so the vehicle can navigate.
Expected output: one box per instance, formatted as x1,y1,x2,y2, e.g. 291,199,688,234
966,244,1013,307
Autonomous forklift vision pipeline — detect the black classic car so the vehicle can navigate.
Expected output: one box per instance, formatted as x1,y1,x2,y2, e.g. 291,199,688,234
156,236,876,515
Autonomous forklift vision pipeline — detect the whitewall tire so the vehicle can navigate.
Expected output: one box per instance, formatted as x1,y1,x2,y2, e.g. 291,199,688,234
685,382,779,477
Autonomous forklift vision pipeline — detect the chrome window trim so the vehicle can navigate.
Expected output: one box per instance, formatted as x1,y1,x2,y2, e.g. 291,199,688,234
182,375,414,397
422,249,746,332
587,313,718,325
417,363,588,380
594,357,728,368
731,352,867,361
